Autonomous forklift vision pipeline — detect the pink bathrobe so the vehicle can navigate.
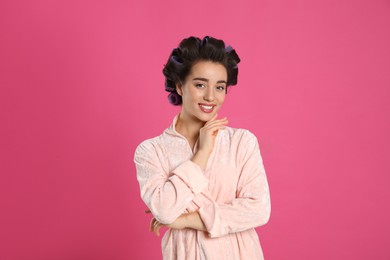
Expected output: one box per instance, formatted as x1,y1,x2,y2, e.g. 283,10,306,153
134,115,271,259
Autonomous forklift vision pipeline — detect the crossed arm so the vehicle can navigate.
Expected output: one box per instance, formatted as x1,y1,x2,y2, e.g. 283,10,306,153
134,130,271,238
146,209,205,236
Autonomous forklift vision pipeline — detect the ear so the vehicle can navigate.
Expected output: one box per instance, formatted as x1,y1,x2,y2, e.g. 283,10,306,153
175,83,183,96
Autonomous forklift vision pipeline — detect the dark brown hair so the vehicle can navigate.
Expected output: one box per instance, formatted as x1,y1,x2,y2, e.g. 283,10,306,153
163,36,241,105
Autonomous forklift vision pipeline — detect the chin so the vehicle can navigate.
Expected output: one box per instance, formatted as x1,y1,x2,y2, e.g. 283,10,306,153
196,112,216,122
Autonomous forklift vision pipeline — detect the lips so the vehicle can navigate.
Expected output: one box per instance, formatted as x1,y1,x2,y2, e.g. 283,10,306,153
199,103,216,113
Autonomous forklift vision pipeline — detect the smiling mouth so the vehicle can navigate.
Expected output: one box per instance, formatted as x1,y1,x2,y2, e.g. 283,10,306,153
199,104,216,113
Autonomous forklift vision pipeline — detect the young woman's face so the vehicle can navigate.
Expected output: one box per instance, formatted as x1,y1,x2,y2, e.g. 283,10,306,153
176,60,228,122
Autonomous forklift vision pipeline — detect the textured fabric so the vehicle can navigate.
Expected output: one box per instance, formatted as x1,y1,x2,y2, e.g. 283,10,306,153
134,115,271,260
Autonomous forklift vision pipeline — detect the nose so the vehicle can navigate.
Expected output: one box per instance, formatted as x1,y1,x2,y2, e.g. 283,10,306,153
204,87,215,102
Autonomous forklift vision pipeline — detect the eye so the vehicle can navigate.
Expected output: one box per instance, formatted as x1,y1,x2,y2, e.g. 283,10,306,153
195,83,205,88
216,86,226,92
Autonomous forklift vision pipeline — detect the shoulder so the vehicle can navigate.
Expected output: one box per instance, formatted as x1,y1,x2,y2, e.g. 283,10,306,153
221,127,263,164
221,127,261,157
134,135,164,158
222,126,259,144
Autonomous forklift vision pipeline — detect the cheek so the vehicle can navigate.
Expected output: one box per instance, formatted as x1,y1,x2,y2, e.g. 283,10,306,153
218,93,226,104
182,89,200,105
188,89,202,101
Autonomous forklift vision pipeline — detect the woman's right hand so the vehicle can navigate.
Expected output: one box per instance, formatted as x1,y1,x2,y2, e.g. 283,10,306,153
197,114,228,155
191,114,228,170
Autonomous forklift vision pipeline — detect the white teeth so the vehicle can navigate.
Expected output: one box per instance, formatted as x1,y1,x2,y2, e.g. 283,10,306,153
200,105,213,109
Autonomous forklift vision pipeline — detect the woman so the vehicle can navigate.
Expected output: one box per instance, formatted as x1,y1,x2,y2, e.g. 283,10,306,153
134,36,271,259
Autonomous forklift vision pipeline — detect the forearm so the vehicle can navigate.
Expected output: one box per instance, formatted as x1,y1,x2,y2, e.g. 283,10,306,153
163,211,206,232
198,197,270,238
150,210,207,237
184,211,207,231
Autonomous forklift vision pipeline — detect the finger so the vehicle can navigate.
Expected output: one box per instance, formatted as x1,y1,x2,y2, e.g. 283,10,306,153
202,121,228,132
205,114,226,125
150,218,156,233
212,125,227,134
153,221,162,237
203,117,228,128
210,113,218,121
156,225,161,237
150,218,161,234
204,116,226,126
203,118,229,128
203,113,219,126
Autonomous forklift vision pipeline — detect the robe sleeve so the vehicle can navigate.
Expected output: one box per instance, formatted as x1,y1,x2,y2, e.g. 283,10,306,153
198,131,271,238
134,139,209,224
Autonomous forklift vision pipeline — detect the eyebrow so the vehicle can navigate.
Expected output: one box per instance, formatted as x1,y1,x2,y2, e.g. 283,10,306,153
192,77,227,84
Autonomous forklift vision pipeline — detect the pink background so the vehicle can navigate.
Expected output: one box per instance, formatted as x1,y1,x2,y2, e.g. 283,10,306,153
1,0,390,259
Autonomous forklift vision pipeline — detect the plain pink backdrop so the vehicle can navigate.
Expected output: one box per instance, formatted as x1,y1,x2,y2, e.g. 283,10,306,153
1,0,390,259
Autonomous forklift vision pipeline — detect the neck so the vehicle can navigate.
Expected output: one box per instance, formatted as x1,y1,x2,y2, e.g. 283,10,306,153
175,113,204,141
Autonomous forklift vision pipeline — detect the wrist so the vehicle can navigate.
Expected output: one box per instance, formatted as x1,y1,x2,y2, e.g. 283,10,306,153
183,212,195,229
184,212,206,231
191,150,210,170
196,148,212,156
